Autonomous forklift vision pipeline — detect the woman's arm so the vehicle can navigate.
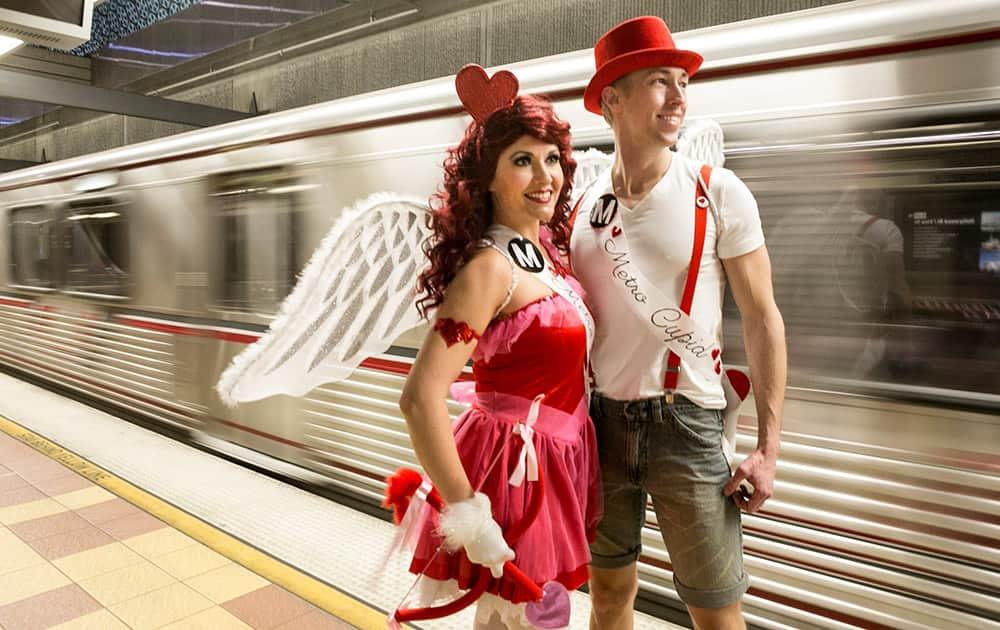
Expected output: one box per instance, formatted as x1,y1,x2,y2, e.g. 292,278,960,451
398,249,512,504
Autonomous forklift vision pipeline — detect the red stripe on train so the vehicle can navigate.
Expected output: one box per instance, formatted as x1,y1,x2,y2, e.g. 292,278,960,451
113,316,428,376
115,316,261,344
358,356,473,381
358,357,412,376
0,298,56,311
111,315,477,381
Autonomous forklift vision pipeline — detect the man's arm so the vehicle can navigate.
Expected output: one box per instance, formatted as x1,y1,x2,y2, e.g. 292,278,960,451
722,245,786,513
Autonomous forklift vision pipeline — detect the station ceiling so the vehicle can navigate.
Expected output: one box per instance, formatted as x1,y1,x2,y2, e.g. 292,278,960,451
0,0,348,127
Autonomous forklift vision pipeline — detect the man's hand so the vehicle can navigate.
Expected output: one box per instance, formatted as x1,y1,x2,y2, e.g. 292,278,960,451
724,449,776,513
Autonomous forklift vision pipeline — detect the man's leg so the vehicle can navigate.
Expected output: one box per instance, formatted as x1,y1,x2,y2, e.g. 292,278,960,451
647,397,750,627
688,601,746,630
589,563,639,630
587,395,651,630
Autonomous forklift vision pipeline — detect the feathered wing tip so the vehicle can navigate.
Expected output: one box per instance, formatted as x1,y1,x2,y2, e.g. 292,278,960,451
570,148,613,204
676,118,726,167
215,191,433,406
568,120,724,202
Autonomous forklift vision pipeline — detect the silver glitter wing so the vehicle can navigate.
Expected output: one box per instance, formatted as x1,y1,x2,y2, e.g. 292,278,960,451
216,193,432,405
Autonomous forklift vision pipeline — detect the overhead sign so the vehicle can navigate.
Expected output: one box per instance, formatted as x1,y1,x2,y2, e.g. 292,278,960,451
0,0,95,51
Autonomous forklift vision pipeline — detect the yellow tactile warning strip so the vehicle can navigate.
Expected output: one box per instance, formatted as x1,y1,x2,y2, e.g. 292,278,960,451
0,413,391,630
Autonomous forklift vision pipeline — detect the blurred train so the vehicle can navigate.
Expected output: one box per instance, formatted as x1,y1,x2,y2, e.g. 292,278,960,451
1,0,997,628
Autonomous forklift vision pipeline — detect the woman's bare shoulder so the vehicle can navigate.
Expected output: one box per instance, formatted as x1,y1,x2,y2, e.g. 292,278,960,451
440,246,513,314
458,247,511,289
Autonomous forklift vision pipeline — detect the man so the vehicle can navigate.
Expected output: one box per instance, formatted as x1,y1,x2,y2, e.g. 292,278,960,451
569,16,786,630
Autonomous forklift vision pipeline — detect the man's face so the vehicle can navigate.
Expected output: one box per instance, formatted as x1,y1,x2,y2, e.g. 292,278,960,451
605,66,688,148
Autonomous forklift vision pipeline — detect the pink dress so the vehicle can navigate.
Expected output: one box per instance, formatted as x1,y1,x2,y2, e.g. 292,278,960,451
409,275,601,604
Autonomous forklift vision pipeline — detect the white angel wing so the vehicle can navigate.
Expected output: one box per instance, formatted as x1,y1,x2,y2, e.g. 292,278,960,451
675,117,726,167
571,147,614,203
217,192,432,405
569,118,724,205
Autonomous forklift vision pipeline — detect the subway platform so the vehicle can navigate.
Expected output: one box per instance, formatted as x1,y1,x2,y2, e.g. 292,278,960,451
0,372,676,630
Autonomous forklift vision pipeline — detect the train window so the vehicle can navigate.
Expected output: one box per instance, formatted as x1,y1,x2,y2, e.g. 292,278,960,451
211,169,302,313
724,122,1000,400
8,205,59,290
62,197,130,298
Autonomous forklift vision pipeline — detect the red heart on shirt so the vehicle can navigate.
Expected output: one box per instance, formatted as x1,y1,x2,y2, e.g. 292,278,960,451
612,226,622,237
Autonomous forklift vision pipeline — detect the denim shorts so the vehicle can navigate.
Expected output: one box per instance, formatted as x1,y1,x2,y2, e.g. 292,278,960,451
588,392,749,609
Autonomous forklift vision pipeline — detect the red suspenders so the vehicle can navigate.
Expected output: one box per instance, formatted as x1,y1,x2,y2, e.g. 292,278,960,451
571,163,716,393
663,164,714,390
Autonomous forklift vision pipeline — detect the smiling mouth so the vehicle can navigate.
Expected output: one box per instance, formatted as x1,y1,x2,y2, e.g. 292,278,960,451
658,114,682,125
525,190,553,203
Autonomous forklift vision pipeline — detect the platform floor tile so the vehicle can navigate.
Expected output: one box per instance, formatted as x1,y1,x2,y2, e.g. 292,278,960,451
0,371,681,630
0,428,360,630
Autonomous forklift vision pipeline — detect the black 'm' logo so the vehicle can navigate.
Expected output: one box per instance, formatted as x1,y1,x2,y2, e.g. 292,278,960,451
507,238,545,273
590,194,618,228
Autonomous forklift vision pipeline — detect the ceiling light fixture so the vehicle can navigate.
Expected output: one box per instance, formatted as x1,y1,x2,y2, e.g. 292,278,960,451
0,34,23,57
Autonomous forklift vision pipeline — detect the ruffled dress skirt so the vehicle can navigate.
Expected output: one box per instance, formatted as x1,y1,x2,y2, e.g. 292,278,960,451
406,292,601,621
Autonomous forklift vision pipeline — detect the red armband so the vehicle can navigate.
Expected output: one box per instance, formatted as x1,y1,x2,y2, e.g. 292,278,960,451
434,318,480,347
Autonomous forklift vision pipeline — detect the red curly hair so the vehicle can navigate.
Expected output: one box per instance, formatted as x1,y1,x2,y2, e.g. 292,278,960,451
416,94,576,318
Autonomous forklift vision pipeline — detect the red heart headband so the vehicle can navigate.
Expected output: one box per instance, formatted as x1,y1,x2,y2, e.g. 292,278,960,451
455,64,519,124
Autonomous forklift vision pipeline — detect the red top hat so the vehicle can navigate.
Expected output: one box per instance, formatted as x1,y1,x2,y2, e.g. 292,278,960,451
584,16,703,115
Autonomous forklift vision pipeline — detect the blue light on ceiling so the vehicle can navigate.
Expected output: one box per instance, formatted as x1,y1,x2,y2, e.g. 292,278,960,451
106,43,201,58
71,0,204,56
199,1,315,15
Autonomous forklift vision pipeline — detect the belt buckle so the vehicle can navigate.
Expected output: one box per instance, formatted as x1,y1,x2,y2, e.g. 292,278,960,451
621,399,636,419
663,392,674,405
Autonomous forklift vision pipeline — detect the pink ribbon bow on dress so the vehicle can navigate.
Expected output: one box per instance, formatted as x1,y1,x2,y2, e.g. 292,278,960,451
509,394,544,487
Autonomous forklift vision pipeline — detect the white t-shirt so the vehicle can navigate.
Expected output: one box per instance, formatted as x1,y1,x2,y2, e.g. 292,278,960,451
570,153,765,407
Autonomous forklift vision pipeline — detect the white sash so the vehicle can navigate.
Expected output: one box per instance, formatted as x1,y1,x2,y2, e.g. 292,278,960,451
576,170,722,382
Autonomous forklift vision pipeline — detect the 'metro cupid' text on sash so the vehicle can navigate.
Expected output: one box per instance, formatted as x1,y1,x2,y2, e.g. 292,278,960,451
576,170,722,382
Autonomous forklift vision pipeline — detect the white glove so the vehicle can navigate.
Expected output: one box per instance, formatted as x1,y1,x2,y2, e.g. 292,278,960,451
438,492,514,579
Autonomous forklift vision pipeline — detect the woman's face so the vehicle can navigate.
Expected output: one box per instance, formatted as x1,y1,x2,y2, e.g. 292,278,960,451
489,134,564,226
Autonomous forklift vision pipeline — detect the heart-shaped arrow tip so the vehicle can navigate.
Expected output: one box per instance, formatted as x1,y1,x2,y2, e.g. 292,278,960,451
525,582,571,628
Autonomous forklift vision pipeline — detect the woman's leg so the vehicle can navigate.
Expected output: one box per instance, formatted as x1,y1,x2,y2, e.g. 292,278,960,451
473,600,535,630
473,609,507,630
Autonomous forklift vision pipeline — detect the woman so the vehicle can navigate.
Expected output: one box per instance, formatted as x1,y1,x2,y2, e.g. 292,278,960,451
396,66,599,628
